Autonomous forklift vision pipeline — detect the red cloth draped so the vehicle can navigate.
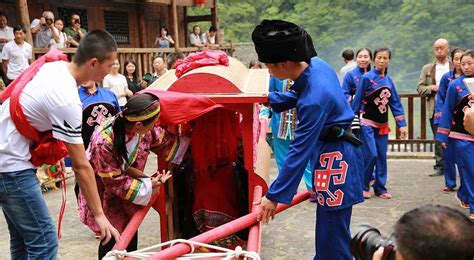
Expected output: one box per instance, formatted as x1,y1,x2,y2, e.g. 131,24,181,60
143,89,223,125
191,109,241,176
190,109,243,248
175,50,229,78
1,48,69,166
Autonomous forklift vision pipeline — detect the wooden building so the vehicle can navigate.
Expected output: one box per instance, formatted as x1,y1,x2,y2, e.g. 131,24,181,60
1,0,233,78
1,0,220,49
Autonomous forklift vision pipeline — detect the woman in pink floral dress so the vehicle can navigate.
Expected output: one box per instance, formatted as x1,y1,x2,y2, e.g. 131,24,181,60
78,93,189,259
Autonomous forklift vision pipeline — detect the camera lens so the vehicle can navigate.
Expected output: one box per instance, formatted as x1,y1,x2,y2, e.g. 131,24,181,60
350,224,396,260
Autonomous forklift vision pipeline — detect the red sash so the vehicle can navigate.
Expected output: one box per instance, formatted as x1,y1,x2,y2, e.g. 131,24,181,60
1,48,69,166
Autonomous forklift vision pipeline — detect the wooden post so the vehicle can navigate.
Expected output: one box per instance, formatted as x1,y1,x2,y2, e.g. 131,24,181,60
138,4,147,48
211,0,218,43
16,0,32,45
171,0,179,50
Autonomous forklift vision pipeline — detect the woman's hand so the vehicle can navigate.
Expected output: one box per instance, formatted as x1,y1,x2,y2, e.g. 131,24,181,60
151,170,172,195
151,170,172,188
441,142,448,149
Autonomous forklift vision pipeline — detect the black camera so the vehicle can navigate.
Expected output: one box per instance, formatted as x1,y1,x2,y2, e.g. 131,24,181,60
45,18,53,25
73,19,80,25
350,224,396,260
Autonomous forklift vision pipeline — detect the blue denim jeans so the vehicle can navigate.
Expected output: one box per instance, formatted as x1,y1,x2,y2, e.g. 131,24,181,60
0,169,58,259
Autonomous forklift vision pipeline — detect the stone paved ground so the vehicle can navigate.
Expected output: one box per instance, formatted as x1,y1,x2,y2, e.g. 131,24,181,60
0,158,468,259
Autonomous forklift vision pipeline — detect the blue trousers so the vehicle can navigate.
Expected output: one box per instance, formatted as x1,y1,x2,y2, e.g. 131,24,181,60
444,138,457,189
360,126,388,194
0,169,58,259
273,137,313,190
314,206,353,260
453,139,474,213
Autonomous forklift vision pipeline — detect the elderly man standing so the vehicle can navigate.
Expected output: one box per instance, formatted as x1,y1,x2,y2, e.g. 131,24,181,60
30,11,60,48
417,38,452,177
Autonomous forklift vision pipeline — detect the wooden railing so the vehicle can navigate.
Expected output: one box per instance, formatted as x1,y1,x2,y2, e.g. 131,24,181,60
33,46,235,80
388,94,435,152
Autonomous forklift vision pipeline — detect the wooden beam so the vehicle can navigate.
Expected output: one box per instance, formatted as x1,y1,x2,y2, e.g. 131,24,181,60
16,0,32,45
171,0,179,49
186,15,212,23
138,5,147,48
211,0,218,42
183,6,188,47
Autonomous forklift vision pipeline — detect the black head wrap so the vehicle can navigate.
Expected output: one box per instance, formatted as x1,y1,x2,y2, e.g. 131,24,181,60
252,19,317,64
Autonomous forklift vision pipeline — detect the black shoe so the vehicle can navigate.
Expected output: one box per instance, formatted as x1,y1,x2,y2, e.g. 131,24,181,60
429,171,443,177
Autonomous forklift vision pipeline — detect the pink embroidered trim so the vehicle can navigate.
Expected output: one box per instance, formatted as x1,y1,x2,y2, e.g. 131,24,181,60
394,115,405,121
437,127,450,135
449,131,474,142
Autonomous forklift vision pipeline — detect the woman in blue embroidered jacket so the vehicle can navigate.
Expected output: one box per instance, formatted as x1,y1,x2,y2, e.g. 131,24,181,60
352,47,408,199
342,48,372,103
436,50,474,220
434,48,465,193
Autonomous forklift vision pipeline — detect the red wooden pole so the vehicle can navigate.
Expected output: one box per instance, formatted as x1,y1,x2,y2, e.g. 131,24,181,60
113,193,160,251
148,190,310,259
246,185,263,253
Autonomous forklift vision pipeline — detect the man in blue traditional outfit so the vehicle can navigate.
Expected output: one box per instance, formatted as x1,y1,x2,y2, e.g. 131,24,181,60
252,20,363,260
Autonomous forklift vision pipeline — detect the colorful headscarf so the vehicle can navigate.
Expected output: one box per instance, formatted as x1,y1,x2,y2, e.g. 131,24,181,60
124,100,161,122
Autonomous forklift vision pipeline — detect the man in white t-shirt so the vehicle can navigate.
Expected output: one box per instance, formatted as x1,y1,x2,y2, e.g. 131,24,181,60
189,25,205,48
0,30,120,259
0,12,14,84
201,25,219,49
417,38,452,177
1,25,32,85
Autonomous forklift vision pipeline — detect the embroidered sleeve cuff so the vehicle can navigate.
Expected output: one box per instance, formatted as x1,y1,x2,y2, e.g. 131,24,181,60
395,116,407,128
166,136,190,165
128,178,152,206
436,127,450,143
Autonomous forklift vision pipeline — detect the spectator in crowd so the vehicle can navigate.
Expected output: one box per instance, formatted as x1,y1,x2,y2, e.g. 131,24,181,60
64,13,87,47
417,38,452,177
75,80,121,200
142,55,168,88
433,48,464,194
103,59,132,107
436,50,474,219
153,27,174,48
1,25,32,85
373,205,474,260
201,25,219,49
339,49,357,82
248,60,263,69
0,12,14,84
351,47,408,200
123,60,142,94
166,52,185,70
30,11,60,48
50,18,69,48
189,25,205,48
